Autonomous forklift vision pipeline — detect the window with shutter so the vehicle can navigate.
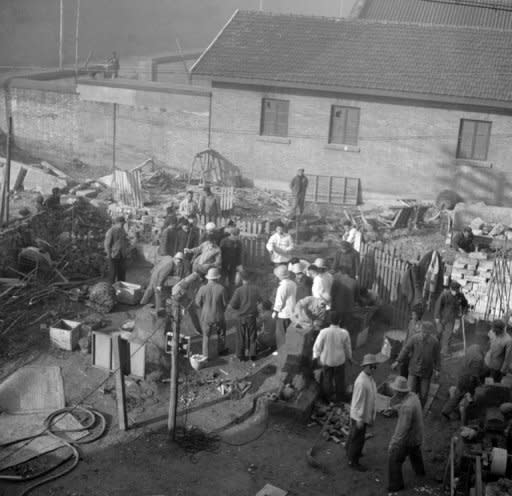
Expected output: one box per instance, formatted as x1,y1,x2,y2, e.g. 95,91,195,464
329,106,360,145
456,119,491,160
260,98,289,137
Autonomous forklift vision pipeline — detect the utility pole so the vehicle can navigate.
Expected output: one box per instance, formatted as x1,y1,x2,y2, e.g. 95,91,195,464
59,0,63,70
168,299,181,440
112,103,117,172
339,0,344,17
74,0,80,77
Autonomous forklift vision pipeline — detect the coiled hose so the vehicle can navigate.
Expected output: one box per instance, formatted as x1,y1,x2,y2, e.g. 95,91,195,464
0,406,107,496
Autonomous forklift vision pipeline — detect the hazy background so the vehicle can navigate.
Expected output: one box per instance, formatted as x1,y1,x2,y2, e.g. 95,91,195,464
0,0,358,68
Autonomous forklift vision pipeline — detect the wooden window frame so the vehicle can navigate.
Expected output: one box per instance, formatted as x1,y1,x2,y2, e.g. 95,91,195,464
328,105,360,146
260,98,289,138
456,119,491,161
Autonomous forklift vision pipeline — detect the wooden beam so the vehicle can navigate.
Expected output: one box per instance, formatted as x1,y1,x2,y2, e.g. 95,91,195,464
113,334,127,431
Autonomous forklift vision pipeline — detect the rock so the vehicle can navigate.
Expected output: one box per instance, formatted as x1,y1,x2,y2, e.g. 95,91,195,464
489,223,505,237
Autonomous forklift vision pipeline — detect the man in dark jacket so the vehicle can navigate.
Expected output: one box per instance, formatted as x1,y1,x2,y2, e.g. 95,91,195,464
331,266,359,329
333,241,360,280
452,226,475,254
220,227,243,291
159,215,179,256
290,168,308,216
228,270,261,361
104,216,129,284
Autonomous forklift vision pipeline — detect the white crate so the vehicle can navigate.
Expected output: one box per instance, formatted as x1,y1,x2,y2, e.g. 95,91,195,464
50,319,81,351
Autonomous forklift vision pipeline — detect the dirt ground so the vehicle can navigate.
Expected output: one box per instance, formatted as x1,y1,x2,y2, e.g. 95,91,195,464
0,261,465,496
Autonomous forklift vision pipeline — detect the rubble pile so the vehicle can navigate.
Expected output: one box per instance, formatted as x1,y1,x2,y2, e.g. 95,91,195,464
469,217,512,242
309,402,351,444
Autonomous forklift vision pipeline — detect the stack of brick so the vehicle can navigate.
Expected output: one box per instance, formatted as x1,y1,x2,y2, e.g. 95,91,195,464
450,253,495,318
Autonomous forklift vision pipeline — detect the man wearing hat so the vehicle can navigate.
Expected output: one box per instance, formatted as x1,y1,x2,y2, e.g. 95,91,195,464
186,231,221,276
179,190,199,219
346,353,378,472
290,168,308,217
159,214,179,256
104,215,129,284
392,321,440,407
266,222,295,266
195,267,229,359
176,218,200,254
199,185,220,222
333,240,360,280
387,376,425,493
220,226,243,292
309,258,333,306
290,261,312,302
434,280,468,355
484,319,512,383
228,270,261,361
272,265,297,350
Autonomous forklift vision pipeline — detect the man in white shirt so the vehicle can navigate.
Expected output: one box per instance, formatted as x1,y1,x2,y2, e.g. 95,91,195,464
313,311,352,402
266,221,294,265
178,190,199,218
309,258,333,306
272,265,297,351
346,353,379,472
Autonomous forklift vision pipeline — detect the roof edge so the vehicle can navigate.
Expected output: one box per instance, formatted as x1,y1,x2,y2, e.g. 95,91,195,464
209,76,512,111
190,9,240,74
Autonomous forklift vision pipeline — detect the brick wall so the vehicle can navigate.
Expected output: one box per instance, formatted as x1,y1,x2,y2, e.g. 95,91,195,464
209,84,512,205
0,79,210,173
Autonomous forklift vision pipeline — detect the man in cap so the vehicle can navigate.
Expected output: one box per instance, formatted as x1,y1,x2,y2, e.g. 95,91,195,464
266,221,295,266
199,185,220,222
290,168,308,217
484,319,512,383
199,221,220,244
313,311,352,402
309,258,333,306
331,265,359,329
387,376,425,493
434,280,468,355
140,252,190,311
185,231,221,276
179,190,199,219
220,226,243,291
272,265,297,350
104,215,129,284
392,322,440,407
176,218,198,254
346,353,378,472
195,267,229,359
228,270,261,361
290,261,312,302
333,241,360,280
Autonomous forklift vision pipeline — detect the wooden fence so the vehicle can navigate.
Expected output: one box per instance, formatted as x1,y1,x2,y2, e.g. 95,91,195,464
198,216,272,235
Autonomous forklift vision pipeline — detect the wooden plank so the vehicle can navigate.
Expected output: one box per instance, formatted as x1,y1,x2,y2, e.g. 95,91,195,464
113,334,128,431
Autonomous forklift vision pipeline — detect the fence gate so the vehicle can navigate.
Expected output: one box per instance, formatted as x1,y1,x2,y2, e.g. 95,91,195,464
305,175,361,206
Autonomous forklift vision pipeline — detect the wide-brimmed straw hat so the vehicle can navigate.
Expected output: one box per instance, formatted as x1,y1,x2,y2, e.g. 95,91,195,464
205,222,216,231
389,376,410,393
274,265,290,280
205,267,221,280
312,258,327,269
174,252,184,261
361,354,379,367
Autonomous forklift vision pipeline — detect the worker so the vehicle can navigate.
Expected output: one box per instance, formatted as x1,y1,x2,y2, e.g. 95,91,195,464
228,269,261,361
434,280,468,355
291,295,328,330
104,216,129,284
312,311,352,402
44,187,61,209
159,215,179,256
290,168,308,217
195,267,229,360
451,226,475,254
484,319,512,383
387,376,425,493
333,241,360,280
331,265,359,329
179,190,199,218
441,340,486,420
199,221,221,245
346,354,378,472
107,51,120,78
186,215,201,248
185,232,221,276
140,252,190,310
175,218,199,254
290,262,312,302
309,258,333,306
171,272,203,336
220,226,243,291
392,321,440,407
272,265,297,351
266,221,294,266
398,303,425,378
199,185,220,222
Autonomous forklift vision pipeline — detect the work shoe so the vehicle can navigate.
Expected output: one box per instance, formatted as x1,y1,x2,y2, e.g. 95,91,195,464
348,461,368,472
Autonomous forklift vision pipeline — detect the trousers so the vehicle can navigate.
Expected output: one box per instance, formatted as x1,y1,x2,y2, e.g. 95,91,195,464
438,320,455,355
108,256,126,284
236,316,257,359
346,419,367,464
407,374,431,408
275,318,291,350
388,444,425,491
320,363,346,402
201,321,226,359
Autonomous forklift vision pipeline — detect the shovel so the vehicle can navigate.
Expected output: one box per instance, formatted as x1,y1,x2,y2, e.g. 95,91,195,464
306,409,336,470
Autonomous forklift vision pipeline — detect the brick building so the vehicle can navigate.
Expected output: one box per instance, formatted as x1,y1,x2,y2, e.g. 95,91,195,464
191,10,512,204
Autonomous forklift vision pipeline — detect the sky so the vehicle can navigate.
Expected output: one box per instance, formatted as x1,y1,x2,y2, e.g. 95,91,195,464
0,0,358,68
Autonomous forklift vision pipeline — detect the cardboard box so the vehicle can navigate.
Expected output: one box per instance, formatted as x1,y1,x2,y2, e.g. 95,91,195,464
113,281,143,305
50,319,81,351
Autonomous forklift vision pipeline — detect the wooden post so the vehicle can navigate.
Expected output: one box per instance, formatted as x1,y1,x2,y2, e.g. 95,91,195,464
59,0,63,70
113,334,127,431
74,0,80,78
168,300,181,439
112,103,117,172
1,116,12,225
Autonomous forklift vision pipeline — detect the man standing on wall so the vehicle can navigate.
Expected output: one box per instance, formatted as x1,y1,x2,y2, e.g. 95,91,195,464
104,216,129,284
290,168,308,217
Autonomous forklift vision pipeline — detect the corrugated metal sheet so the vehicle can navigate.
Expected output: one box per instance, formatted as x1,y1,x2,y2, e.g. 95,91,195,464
359,0,512,29
112,169,144,208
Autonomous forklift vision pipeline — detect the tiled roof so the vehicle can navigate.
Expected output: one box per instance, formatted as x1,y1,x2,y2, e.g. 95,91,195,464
191,10,512,105
354,0,512,29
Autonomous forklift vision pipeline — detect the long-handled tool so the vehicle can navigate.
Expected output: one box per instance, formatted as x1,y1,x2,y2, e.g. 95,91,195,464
306,409,336,470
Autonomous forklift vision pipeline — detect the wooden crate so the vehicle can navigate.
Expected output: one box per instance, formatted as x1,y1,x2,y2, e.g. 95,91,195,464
50,319,81,351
